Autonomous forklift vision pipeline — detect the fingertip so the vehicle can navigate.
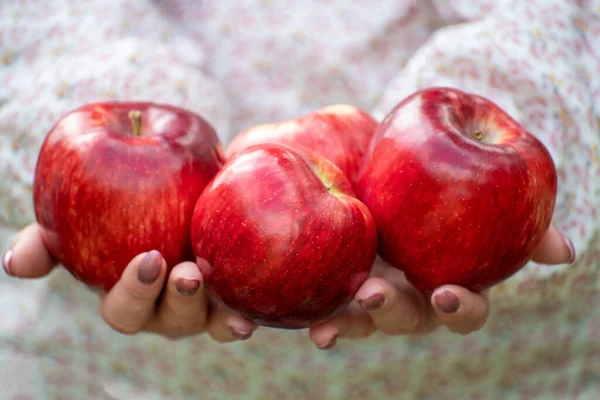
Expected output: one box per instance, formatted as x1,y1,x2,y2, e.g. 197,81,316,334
174,277,202,297
317,335,338,350
228,317,257,341
101,251,168,335
431,285,489,335
309,322,339,350
144,261,209,340
207,306,257,343
431,288,461,315
311,303,375,345
354,277,390,311
431,285,477,315
562,235,576,264
7,224,56,279
355,276,430,335
2,249,13,277
135,250,166,286
168,261,203,297
195,257,213,278
532,224,575,265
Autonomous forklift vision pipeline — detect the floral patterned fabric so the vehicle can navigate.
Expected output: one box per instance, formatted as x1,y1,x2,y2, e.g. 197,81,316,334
1,0,599,398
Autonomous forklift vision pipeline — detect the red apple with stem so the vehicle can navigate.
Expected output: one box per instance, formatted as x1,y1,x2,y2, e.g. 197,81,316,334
33,102,225,291
226,104,378,189
357,87,558,293
191,143,377,329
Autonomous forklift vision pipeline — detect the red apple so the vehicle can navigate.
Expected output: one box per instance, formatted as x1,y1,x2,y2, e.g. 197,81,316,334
225,104,378,188
357,87,558,293
191,143,377,329
33,102,225,291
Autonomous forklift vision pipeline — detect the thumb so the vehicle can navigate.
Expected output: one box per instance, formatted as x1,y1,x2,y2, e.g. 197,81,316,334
531,224,575,265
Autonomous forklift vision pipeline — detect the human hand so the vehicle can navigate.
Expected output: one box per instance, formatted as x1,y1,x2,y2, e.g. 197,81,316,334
2,223,257,342
309,224,575,349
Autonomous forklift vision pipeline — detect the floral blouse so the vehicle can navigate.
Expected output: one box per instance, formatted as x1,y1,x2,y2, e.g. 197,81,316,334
0,0,598,398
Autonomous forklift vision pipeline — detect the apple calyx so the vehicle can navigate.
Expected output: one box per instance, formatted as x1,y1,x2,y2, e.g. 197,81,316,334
470,128,500,144
128,109,142,136
469,127,499,144
310,161,347,198
324,182,339,195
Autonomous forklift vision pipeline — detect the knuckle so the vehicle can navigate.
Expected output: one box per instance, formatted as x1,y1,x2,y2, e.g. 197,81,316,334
163,323,198,340
381,317,418,336
102,315,140,335
455,326,472,336
378,305,421,336
162,328,187,340
380,326,404,336
125,283,156,303
100,301,146,335
458,308,489,334
206,319,234,343
458,328,475,336
448,321,483,336
344,320,376,339
446,324,468,335
208,330,231,343
473,316,488,332
404,308,422,332
158,314,207,340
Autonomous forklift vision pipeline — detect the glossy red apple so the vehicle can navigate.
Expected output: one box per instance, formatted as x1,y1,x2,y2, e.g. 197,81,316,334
191,143,377,329
33,102,225,291
357,87,557,293
226,104,378,188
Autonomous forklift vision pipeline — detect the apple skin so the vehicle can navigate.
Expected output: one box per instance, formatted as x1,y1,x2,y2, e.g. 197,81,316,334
225,104,378,189
191,143,377,329
33,102,226,291
356,87,558,293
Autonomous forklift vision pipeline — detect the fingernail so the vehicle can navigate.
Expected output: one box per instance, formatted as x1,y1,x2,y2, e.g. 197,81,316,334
137,250,163,284
230,326,253,340
196,257,213,277
2,249,13,277
560,233,576,264
434,291,460,314
357,293,385,310
175,278,201,296
317,335,337,350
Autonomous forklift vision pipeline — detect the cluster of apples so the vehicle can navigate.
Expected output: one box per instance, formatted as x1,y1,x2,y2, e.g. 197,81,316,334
32,87,558,329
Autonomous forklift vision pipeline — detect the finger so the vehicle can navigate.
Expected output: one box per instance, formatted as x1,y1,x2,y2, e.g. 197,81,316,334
147,261,207,339
206,304,257,343
531,224,575,265
100,251,167,335
431,286,490,335
3,224,56,278
309,303,375,350
354,277,434,335
369,256,392,277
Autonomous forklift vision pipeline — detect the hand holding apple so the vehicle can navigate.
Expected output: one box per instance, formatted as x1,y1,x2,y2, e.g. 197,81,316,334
2,223,257,341
226,104,378,188
13,87,572,347
309,88,572,349
191,143,377,329
356,87,559,293
32,102,225,291
309,223,574,349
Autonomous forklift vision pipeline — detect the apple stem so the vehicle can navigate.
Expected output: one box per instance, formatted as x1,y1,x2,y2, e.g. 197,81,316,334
128,110,142,137
473,130,483,140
